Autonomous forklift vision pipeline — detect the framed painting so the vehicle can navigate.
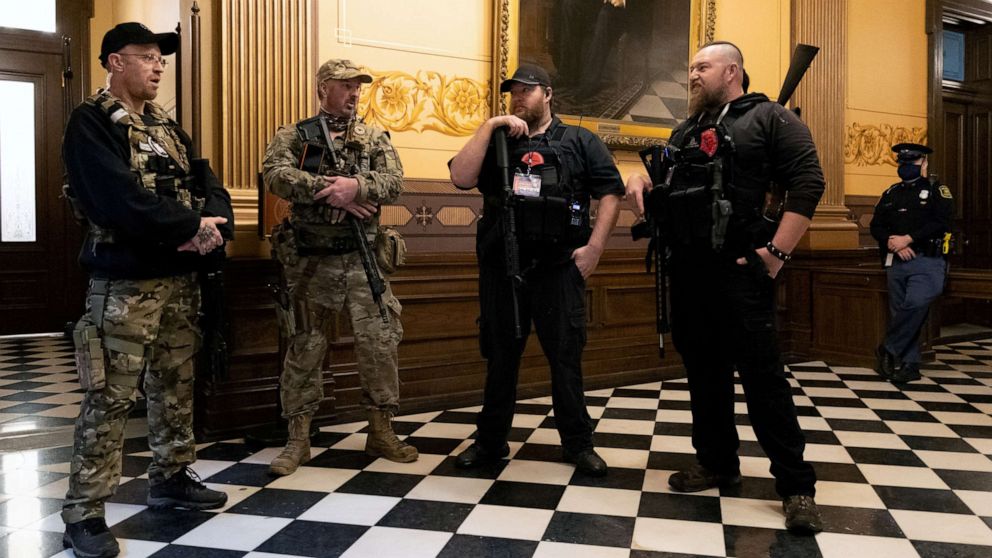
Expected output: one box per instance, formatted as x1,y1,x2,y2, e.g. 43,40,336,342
492,0,716,149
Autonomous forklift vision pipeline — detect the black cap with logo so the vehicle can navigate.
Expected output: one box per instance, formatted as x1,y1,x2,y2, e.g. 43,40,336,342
99,22,179,67
499,63,552,93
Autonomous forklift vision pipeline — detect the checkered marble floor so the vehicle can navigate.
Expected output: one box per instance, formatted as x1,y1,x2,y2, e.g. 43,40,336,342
1,339,992,557
0,337,83,436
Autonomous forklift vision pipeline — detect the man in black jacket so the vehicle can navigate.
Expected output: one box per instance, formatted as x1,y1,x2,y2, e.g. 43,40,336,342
61,22,233,558
626,42,824,534
870,143,952,383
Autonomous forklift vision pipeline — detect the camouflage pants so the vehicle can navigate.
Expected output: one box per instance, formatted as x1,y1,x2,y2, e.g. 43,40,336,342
279,251,403,417
62,274,201,524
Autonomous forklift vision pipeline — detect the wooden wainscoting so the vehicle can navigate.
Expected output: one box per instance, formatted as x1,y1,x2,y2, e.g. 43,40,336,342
194,249,683,440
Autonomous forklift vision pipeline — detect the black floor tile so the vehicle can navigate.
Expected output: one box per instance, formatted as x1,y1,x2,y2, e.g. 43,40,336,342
818,505,903,537
111,508,216,542
825,418,892,433
306,449,378,470
723,525,823,558
803,430,841,445
377,499,473,531
568,466,645,491
594,432,652,450
203,463,274,487
195,443,258,462
227,488,326,518
654,422,693,436
846,447,925,467
949,425,992,439
612,388,661,399
810,397,868,408
430,411,478,424
480,481,565,510
602,408,658,421
108,478,150,505
437,534,538,558
657,400,692,411
514,403,553,415
899,435,977,453
875,410,939,423
401,436,465,456
873,485,973,514
721,476,779,500
542,511,635,547
335,471,422,497
431,456,508,480
934,469,992,491
647,452,698,472
812,462,867,483
254,520,368,557
911,541,992,558
0,391,51,402
121,455,153,478
638,492,721,522
148,545,246,558
512,444,564,463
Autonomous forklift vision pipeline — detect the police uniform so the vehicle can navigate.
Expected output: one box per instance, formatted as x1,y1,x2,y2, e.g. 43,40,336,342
658,92,824,499
470,115,624,456
262,59,414,468
870,143,952,382
61,23,233,532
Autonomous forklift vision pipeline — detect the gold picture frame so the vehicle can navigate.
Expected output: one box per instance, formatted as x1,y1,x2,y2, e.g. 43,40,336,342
491,0,716,150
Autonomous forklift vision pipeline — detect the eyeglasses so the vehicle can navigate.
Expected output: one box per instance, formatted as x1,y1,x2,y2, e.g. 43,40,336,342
117,53,169,67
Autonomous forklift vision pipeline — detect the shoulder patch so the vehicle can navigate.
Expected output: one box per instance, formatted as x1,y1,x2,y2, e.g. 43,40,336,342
939,185,953,199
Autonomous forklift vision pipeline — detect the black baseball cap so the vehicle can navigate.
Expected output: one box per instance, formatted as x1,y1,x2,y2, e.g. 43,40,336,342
99,22,179,67
499,63,552,93
892,143,932,163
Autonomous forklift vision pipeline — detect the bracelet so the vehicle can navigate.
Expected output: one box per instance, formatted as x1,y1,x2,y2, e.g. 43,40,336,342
766,241,792,262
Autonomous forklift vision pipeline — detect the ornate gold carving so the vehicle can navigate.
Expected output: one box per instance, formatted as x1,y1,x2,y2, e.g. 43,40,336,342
493,0,511,116
844,123,928,166
358,70,490,136
705,0,716,43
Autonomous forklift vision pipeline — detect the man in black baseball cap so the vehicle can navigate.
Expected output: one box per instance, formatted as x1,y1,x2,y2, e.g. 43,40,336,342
99,22,178,68
499,63,552,92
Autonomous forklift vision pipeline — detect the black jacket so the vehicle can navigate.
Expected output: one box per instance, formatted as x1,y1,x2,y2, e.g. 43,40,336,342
63,101,234,279
869,176,953,254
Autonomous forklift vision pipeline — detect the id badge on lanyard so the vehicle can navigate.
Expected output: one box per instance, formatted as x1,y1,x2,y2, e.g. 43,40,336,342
513,171,542,197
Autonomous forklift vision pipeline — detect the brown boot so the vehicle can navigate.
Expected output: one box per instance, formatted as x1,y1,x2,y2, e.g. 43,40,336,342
366,409,418,463
269,413,312,476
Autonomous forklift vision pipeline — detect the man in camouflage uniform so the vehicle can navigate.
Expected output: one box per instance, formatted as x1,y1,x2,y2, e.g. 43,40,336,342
262,58,415,475
60,23,232,558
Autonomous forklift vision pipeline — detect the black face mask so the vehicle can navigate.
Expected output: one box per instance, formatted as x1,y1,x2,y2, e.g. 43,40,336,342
897,163,922,182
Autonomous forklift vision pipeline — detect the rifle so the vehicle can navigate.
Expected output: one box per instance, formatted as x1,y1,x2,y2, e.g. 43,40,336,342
494,126,523,339
304,116,390,325
632,145,674,358
190,157,230,380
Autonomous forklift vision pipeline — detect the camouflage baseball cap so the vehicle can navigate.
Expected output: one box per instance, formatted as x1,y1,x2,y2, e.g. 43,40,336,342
316,59,373,84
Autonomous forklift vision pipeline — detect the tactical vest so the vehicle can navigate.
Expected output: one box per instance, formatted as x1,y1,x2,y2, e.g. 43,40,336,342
663,101,768,251
292,116,378,241
485,122,590,257
71,90,201,244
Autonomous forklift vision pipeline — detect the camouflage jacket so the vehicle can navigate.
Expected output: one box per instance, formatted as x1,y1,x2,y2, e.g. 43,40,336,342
262,116,403,234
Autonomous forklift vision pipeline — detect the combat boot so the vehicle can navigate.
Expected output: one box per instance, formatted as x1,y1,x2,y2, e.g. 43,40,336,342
269,413,313,476
63,517,119,558
147,466,228,510
366,408,419,462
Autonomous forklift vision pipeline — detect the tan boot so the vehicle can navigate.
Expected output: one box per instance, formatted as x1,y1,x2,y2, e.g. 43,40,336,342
269,413,312,476
366,409,418,463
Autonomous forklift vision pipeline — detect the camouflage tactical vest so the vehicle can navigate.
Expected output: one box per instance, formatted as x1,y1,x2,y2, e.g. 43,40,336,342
292,116,377,234
80,91,201,244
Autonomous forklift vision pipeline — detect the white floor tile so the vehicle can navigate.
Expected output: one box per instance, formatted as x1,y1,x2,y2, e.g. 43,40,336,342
816,532,920,558
297,492,400,525
833,431,909,450
457,504,554,540
914,450,992,472
533,541,631,558
364,453,446,475
720,497,784,529
405,476,495,504
815,481,886,509
631,517,725,556
857,464,948,489
890,509,992,545
172,514,293,551
557,486,641,517
596,447,650,470
340,526,452,558
264,466,358,492
498,459,575,485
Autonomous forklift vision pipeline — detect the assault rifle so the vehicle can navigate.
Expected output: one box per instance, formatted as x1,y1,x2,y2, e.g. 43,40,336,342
494,126,523,339
298,116,389,325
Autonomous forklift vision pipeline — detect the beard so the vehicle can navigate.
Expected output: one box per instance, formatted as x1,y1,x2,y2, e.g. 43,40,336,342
689,81,729,115
513,102,546,129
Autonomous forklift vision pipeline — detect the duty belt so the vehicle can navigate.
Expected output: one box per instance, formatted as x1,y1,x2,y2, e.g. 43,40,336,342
297,236,357,256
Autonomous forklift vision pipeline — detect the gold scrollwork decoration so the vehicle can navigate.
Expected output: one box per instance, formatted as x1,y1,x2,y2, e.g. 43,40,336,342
358,70,490,136
845,122,927,166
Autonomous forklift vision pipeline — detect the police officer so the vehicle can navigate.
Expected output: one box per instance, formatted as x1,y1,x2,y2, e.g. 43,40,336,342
263,59,416,475
449,63,623,476
870,143,952,383
626,42,824,533
61,22,233,558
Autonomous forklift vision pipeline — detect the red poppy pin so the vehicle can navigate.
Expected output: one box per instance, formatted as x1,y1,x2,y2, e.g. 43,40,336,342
699,129,718,157
522,151,545,166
